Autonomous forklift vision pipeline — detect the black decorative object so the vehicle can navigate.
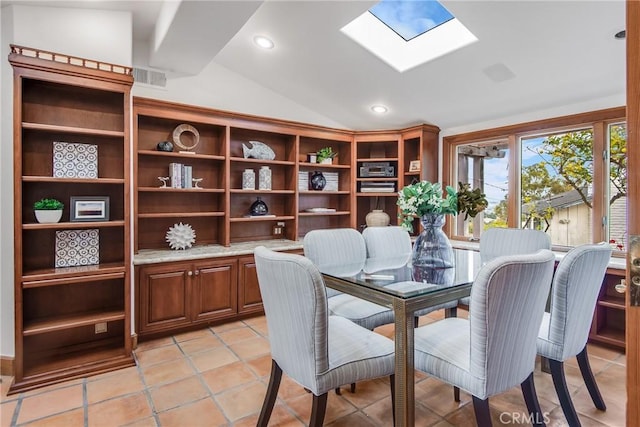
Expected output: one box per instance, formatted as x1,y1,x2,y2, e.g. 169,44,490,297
250,197,269,216
156,140,174,152
309,171,326,191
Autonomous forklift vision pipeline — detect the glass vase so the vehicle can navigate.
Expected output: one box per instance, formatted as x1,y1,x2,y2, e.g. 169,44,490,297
411,213,455,283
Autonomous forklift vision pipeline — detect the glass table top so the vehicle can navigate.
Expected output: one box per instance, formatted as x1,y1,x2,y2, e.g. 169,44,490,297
322,248,482,299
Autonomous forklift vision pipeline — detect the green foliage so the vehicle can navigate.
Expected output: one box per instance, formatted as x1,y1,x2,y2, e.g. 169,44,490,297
456,182,488,220
397,181,487,232
34,198,63,210
316,147,337,163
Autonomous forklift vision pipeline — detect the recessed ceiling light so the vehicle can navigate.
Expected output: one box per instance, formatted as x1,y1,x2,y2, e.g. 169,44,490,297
253,35,274,49
614,30,626,40
371,105,388,114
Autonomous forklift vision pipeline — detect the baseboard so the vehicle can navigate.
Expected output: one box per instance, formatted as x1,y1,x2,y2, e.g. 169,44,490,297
1,356,14,377
131,333,138,350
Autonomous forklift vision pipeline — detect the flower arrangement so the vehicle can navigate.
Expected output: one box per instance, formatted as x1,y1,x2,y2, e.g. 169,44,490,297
397,181,487,232
34,198,64,210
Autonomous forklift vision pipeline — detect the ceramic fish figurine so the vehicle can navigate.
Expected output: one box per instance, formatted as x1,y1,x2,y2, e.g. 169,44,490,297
242,140,276,160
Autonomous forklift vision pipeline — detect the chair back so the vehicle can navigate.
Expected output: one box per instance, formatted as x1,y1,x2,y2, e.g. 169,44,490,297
303,228,366,276
254,246,329,389
469,249,555,396
362,226,412,273
546,242,612,359
480,228,551,264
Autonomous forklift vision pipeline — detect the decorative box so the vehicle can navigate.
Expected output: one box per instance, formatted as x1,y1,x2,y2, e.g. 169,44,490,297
55,229,99,267
53,142,98,179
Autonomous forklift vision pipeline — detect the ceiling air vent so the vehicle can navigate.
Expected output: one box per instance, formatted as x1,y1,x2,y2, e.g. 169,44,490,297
132,67,167,88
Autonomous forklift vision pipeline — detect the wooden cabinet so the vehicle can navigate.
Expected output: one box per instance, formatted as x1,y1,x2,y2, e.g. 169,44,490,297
354,125,439,231
589,269,626,349
137,258,237,335
133,98,227,251
9,46,134,393
297,132,354,237
238,255,262,315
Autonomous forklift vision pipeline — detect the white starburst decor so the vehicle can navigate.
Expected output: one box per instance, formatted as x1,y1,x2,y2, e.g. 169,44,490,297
166,222,196,250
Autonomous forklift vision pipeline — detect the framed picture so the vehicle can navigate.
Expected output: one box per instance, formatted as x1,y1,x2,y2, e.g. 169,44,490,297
70,196,110,222
409,160,421,172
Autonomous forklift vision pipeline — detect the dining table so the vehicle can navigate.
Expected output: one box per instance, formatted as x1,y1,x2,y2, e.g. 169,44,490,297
322,248,483,427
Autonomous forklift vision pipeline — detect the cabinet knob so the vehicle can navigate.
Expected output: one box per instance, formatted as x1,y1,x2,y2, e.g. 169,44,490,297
194,270,200,276
615,280,626,293
187,271,193,277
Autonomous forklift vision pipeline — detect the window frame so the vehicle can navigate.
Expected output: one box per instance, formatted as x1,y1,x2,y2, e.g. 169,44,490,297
442,106,626,253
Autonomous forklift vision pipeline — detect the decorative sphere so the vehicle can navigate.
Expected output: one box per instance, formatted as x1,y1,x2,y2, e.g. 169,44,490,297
166,222,196,250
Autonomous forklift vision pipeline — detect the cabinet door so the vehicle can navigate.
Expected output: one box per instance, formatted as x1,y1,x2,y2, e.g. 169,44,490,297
238,255,263,314
138,263,191,333
192,259,238,322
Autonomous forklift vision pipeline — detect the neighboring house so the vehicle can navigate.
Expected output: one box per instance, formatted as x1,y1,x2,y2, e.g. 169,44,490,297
523,185,627,249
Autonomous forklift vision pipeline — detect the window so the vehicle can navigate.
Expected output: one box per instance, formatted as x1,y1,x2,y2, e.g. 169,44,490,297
455,141,509,238
369,0,454,41
521,129,593,248
608,123,627,252
443,107,627,253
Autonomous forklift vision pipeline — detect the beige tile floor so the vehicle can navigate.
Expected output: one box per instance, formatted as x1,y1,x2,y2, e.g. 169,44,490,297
1,311,626,426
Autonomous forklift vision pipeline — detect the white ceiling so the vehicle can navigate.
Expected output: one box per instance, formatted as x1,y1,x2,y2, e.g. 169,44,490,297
4,0,627,131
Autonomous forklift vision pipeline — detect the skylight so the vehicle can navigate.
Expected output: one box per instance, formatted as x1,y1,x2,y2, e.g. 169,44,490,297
341,0,477,73
369,0,454,41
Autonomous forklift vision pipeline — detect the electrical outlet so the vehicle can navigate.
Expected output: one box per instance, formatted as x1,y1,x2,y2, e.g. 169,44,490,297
277,222,285,227
95,322,108,334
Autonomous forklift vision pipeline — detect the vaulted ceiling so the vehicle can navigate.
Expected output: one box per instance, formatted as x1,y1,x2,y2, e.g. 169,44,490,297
4,0,627,130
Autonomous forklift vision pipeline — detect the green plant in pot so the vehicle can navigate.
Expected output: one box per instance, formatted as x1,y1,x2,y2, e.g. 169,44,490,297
316,146,337,164
34,198,64,223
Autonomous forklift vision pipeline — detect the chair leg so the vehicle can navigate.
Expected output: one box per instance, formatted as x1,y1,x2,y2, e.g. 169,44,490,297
257,359,283,427
350,382,356,393
389,374,395,427
549,359,581,427
576,346,606,411
521,372,546,427
472,396,492,427
453,386,460,402
309,393,328,427
335,387,341,395
445,306,457,318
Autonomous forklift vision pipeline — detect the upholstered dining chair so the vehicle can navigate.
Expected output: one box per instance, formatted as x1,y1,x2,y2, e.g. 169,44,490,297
253,246,395,427
362,225,458,319
362,226,413,273
537,242,612,426
303,228,395,331
458,227,551,307
414,250,556,427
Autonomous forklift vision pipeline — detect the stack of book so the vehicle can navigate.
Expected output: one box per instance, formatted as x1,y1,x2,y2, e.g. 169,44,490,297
169,163,193,188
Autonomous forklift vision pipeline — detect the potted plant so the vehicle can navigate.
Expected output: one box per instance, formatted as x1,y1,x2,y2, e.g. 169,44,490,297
316,146,337,164
34,198,64,223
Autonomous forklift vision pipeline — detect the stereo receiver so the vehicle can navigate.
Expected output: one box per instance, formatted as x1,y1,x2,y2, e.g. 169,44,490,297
359,162,395,178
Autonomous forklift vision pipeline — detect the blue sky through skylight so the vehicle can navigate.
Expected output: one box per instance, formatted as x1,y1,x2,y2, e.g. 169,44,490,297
369,0,454,41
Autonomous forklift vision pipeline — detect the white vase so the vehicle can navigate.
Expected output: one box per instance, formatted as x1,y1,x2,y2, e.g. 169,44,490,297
365,209,390,227
259,166,272,190
242,169,255,190
320,158,332,164
35,210,63,223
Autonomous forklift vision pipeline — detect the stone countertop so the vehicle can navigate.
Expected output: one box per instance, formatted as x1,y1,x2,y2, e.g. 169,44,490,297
133,239,304,266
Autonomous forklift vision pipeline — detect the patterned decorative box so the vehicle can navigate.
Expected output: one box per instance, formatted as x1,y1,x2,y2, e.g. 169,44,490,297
55,229,100,267
53,142,98,179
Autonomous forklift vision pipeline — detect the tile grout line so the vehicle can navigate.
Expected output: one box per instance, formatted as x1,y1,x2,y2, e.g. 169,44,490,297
133,343,162,426
10,394,22,427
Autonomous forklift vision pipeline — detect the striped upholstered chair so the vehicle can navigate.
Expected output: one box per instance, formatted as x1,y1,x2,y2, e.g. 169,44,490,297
303,228,395,331
362,226,413,273
537,242,612,426
253,246,395,427
458,227,551,307
362,225,458,319
414,250,556,426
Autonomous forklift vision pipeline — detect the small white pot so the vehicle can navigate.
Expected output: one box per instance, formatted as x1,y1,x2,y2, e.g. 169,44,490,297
320,158,333,164
35,210,63,223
